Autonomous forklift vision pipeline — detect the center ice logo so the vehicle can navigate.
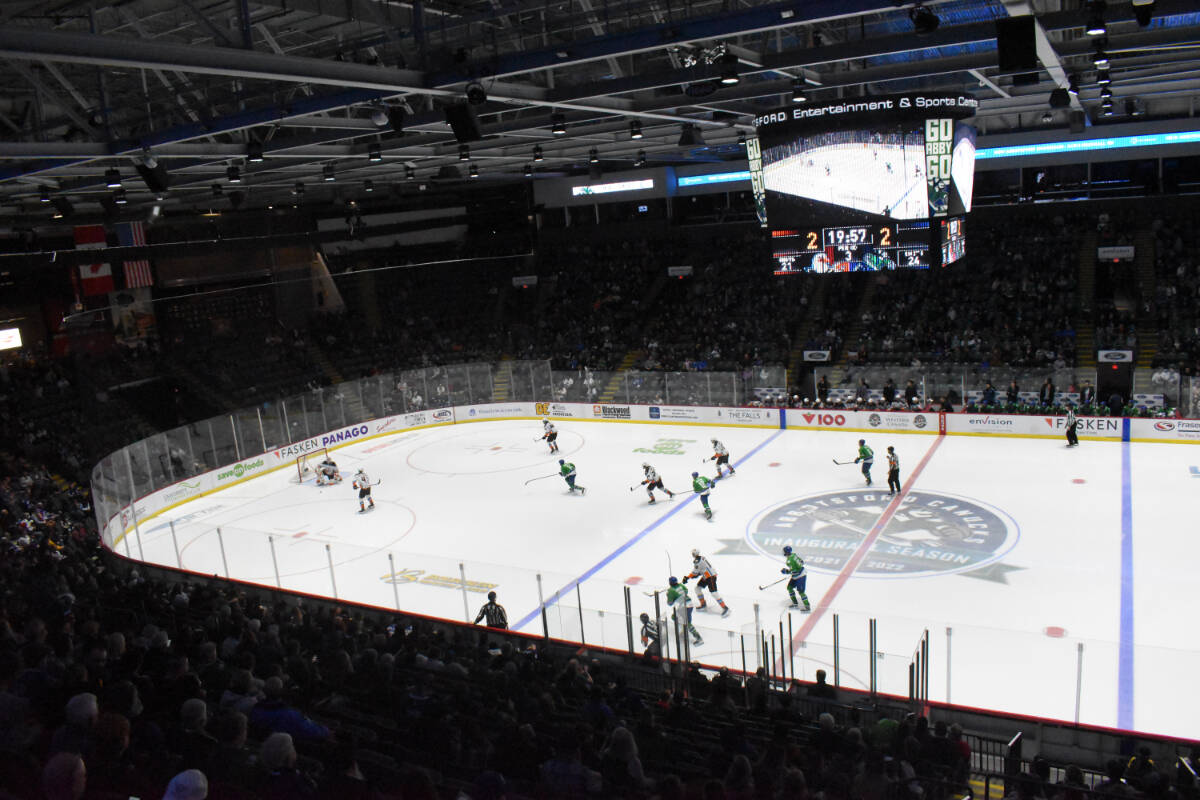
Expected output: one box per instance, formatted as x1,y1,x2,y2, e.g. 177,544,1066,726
746,489,1017,578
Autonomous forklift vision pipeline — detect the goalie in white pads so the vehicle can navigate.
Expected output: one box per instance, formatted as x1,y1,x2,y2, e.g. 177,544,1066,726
640,463,675,504
708,439,736,479
353,468,376,513
316,456,342,486
684,549,730,617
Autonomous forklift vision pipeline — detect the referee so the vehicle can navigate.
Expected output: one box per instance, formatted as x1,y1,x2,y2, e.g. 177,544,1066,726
474,591,508,629
886,446,901,496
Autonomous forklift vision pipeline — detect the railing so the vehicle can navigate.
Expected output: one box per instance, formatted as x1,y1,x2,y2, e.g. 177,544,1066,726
89,362,1200,744
548,366,787,406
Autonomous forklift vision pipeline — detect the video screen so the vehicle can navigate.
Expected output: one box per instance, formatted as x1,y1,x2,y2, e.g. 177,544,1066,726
754,92,977,274
771,220,931,274
950,123,977,214
761,128,929,220
941,217,966,267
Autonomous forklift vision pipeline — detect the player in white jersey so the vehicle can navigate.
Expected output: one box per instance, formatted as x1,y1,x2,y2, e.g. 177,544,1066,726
353,468,376,513
316,456,342,486
541,419,559,454
683,548,730,617
639,463,675,504
708,439,735,479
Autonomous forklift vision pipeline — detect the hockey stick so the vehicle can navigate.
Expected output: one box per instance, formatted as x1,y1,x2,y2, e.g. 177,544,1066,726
665,549,674,577
757,576,789,590
832,458,855,465
524,474,559,486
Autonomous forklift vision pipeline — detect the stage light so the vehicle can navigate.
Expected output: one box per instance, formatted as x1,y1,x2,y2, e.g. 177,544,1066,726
104,168,121,188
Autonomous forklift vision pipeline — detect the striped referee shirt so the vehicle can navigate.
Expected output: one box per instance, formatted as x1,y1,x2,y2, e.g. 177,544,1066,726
475,601,508,628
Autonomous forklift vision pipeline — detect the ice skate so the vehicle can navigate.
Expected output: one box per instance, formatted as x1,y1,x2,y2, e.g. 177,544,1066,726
720,606,731,618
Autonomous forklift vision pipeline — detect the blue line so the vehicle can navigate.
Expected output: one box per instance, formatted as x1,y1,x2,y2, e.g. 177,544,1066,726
1118,418,1134,729
513,429,785,631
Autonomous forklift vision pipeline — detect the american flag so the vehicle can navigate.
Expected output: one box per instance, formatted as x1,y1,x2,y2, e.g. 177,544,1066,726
115,221,154,288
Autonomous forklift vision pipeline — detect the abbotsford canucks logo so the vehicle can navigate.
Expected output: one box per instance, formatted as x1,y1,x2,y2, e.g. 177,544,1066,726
747,489,1018,578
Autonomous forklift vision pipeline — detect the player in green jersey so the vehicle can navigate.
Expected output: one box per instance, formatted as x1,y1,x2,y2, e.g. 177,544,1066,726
853,439,874,486
780,545,811,612
666,576,703,646
691,471,714,520
558,459,586,495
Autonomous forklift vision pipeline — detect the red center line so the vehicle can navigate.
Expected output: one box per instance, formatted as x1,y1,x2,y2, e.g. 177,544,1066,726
791,433,948,647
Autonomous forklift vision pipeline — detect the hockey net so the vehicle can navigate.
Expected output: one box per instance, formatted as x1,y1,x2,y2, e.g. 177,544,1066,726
294,447,331,483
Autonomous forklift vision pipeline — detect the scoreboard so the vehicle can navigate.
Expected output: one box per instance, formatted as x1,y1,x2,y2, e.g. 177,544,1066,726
750,91,977,273
770,222,930,274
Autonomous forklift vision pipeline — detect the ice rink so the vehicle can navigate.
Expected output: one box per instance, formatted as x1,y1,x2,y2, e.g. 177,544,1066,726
126,418,1199,739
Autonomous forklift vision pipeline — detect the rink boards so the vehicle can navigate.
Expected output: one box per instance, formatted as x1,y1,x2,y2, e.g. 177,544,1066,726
96,401,1200,739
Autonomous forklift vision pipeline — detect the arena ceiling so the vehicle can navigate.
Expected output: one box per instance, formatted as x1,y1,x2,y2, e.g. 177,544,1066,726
0,0,1198,220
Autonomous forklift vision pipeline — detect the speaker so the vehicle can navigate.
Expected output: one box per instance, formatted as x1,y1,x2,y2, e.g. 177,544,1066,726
444,103,482,143
1069,110,1086,133
996,16,1037,74
135,163,171,193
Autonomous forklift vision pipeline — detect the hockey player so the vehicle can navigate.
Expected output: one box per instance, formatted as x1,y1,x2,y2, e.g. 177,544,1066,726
853,439,874,486
353,468,375,513
684,549,730,617
780,545,811,612
638,613,661,660
666,576,703,647
691,472,715,520
559,459,586,495
316,456,341,486
541,418,559,454
640,463,675,504
708,439,736,479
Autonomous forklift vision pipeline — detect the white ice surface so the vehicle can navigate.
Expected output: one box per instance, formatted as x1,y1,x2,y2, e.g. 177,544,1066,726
133,420,1200,738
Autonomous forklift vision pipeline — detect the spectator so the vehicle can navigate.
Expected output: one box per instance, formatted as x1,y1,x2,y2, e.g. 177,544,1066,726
204,708,256,788
163,768,209,800
249,677,331,742
539,737,601,797
173,697,218,769
724,753,755,800
49,692,98,758
318,742,378,799
904,379,919,406
882,378,897,405
808,669,837,701
983,382,997,406
599,725,649,794
41,751,86,800
258,732,317,799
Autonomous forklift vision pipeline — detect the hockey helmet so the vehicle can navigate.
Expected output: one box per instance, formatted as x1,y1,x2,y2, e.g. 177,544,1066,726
642,463,650,469
710,438,718,444
356,468,364,474
858,439,865,445
487,591,497,601
668,576,678,586
691,548,700,560
558,459,565,465
691,471,699,478
639,613,650,623
783,545,793,555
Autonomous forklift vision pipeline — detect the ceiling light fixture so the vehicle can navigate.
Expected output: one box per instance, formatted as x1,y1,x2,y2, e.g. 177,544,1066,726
635,150,646,166
323,164,335,181
1097,69,1112,85
533,146,544,162
113,188,127,205
226,165,241,183
469,164,479,178
630,120,643,140
368,143,382,162
459,144,470,161
1092,47,1109,68
39,187,50,203
247,141,264,163
104,168,121,188
791,78,808,103
293,182,305,195
718,51,740,85
910,4,940,35
1086,1,1107,36
524,163,533,177
364,179,374,192
551,113,566,136
738,132,747,147
405,166,415,180
589,148,599,164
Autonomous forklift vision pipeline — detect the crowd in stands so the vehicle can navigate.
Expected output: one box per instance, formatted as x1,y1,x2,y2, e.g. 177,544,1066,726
1149,211,1200,378
847,209,1078,370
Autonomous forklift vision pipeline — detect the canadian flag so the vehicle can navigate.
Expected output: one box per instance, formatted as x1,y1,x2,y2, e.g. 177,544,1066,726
74,225,114,296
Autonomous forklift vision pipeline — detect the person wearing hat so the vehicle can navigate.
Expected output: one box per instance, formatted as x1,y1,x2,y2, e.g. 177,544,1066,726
559,459,586,495
474,591,508,629
637,613,661,660
853,439,874,486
